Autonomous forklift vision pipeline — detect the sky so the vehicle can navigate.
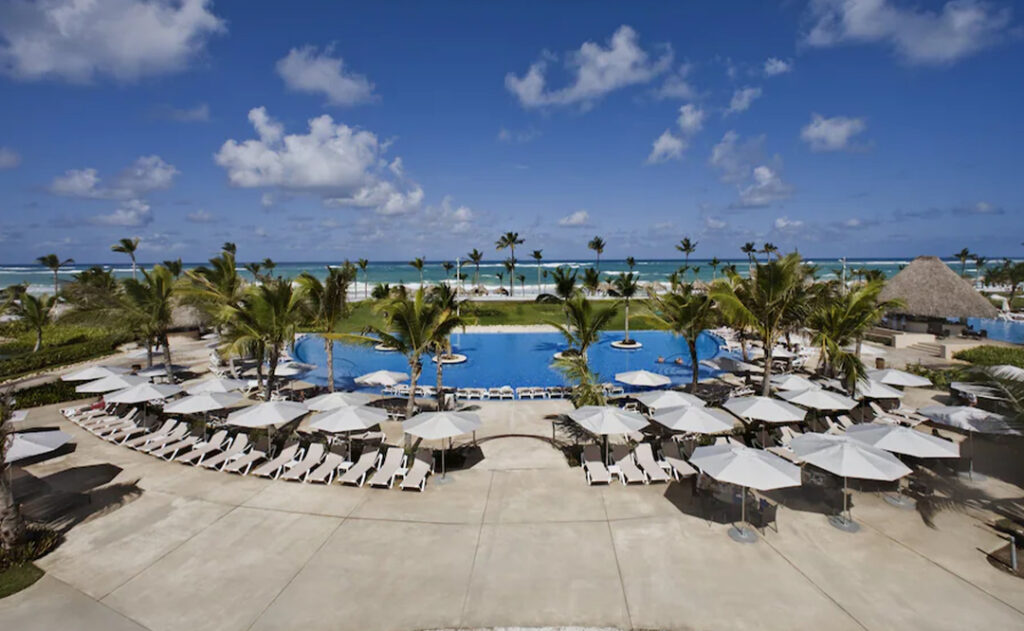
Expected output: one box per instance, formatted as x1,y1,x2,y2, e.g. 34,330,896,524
0,0,1022,264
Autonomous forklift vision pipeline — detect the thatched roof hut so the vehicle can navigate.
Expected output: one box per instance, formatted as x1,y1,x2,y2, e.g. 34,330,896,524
879,256,998,319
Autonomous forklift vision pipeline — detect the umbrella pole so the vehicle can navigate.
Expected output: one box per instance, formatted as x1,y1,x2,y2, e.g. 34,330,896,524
741,486,747,528
969,431,974,480
442,438,448,479
844,476,849,521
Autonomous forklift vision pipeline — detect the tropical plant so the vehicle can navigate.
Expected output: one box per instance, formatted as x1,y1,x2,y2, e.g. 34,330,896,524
121,265,177,377
63,266,118,311
741,242,757,262
709,257,721,279
357,258,369,298
582,267,601,295
244,262,262,282
531,249,543,291
5,293,54,352
261,258,277,278
110,238,140,280
371,283,393,300
588,236,606,272
1,395,28,551
641,284,720,392
954,247,972,277
761,242,778,261
608,272,639,344
972,254,987,282
676,236,697,274
36,253,74,298
553,353,606,408
467,248,484,286
626,256,636,271
441,261,454,280
184,251,244,333
503,258,516,294
548,293,616,360
537,266,578,303
162,259,183,278
222,242,237,256
496,232,524,295
517,274,526,294
409,257,425,287
296,264,356,392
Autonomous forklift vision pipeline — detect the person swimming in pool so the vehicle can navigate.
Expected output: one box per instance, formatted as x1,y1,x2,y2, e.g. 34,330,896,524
674,357,684,365
656,356,665,364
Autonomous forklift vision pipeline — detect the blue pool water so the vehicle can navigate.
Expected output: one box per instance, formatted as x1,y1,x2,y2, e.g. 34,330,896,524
293,330,723,391
967,318,1024,345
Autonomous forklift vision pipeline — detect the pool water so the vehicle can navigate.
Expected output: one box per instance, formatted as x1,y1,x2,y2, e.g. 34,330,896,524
293,330,723,391
967,318,1024,345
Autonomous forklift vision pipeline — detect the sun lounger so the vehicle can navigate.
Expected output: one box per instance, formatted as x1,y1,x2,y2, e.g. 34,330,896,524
248,443,301,478
487,387,503,399
824,418,845,434
634,443,671,483
658,440,696,480
305,453,347,484
837,415,856,430
368,446,406,488
399,448,434,492
150,435,201,460
170,430,229,463
83,408,138,432
199,433,250,469
338,449,379,487
121,419,177,448
280,443,326,481
95,416,147,440
581,445,612,485
137,425,190,453
611,445,647,485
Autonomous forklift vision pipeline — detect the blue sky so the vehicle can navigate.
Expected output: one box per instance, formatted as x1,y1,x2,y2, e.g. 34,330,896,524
0,0,1022,264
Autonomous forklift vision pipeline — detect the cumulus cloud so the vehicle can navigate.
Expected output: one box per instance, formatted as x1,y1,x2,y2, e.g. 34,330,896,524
654,63,697,100
89,199,153,227
800,113,868,151
0,0,225,83
0,147,20,169
214,107,423,216
773,216,804,231
677,104,705,134
50,155,178,199
738,166,794,208
709,131,764,183
726,86,762,114
710,131,793,208
763,57,793,76
646,130,686,164
705,216,727,230
276,45,375,106
185,209,215,223
558,210,591,227
506,25,672,108
803,0,1012,65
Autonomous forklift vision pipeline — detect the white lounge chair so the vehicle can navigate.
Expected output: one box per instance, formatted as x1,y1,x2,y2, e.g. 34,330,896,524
234,443,297,477
198,434,250,469
305,453,347,484
399,449,433,492
170,430,229,463
581,445,612,485
658,440,696,480
137,425,190,453
611,445,647,485
368,446,405,488
280,443,326,482
634,443,671,483
338,449,379,487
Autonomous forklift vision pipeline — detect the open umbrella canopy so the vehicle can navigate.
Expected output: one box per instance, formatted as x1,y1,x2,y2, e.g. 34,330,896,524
614,370,671,387
778,389,858,411
568,406,649,435
184,377,249,395
689,444,802,490
790,433,912,481
4,430,73,463
854,379,905,400
867,369,932,388
106,382,183,404
724,396,806,424
651,406,736,434
271,362,316,377
747,346,797,360
403,411,482,440
988,365,1024,382
305,391,375,411
846,423,960,459
309,405,389,433
701,357,763,374
355,370,409,386
633,390,706,410
770,374,820,392
163,392,244,415
918,405,1018,434
75,374,148,394
226,400,308,428
62,365,129,382
138,364,191,378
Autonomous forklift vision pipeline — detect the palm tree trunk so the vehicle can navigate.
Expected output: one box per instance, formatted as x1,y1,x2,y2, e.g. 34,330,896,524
255,342,266,396
52,270,59,298
265,347,279,401
131,257,137,281
146,339,154,369
325,338,335,392
624,300,630,343
761,343,774,397
33,328,42,353
689,339,700,393
161,334,173,380
435,352,445,411
475,264,480,286
0,477,26,552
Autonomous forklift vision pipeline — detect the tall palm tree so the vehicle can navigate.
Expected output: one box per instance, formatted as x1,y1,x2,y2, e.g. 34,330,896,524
111,237,140,280
531,249,543,292
711,252,811,396
261,258,277,278
626,256,636,271
676,236,697,276
244,262,262,282
496,232,524,295
36,253,74,298
297,264,356,392
709,257,721,279
496,271,504,289
357,258,369,298
954,247,973,277
503,258,516,295
1,394,30,551
553,353,606,408
442,261,454,280
972,254,988,283
6,293,54,352
548,293,616,360
409,257,425,287
162,259,183,278
740,242,757,262
222,242,237,256
588,236,606,272
609,272,640,344
582,267,600,296
122,265,177,378
517,274,526,294
467,249,484,286
761,242,779,261
537,266,578,303
642,285,720,392
184,250,245,346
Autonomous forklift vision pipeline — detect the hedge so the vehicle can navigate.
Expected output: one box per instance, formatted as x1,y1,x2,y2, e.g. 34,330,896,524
952,345,1024,368
0,333,132,381
8,380,96,410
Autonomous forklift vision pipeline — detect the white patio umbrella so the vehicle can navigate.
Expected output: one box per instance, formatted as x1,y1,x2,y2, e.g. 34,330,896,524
403,411,482,480
105,382,182,404
62,365,128,382
790,433,912,531
702,357,763,374
355,370,409,386
163,392,244,415
846,423,960,459
272,362,316,377
569,405,649,464
747,346,796,360
633,389,706,410
651,406,736,434
919,405,1018,480
138,363,190,378
689,444,802,543
770,374,820,392
184,377,249,395
988,364,1024,382
853,379,905,400
75,374,148,394
4,430,73,463
867,369,932,388
778,389,858,411
305,391,375,411
226,400,309,428
615,369,671,388
308,405,389,457
724,396,806,423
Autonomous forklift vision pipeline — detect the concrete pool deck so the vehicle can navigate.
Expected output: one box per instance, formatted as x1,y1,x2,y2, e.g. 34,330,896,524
3,399,1024,631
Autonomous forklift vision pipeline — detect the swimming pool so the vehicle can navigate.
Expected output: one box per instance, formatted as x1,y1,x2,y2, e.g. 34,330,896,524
293,330,724,391
967,318,1024,345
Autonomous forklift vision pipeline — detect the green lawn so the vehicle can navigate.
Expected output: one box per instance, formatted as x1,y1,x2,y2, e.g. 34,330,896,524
0,563,43,599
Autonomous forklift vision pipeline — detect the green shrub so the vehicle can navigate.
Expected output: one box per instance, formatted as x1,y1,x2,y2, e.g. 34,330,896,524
953,345,1024,368
8,380,95,410
0,333,132,381
905,362,963,389
0,526,61,573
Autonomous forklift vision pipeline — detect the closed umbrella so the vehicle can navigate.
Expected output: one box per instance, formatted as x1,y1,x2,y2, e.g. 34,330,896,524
778,389,858,411
689,444,801,543
651,406,736,434
615,370,671,388
308,405,389,457
62,365,128,382
403,411,482,481
790,433,912,531
355,370,409,386
106,382,182,404
919,405,1018,480
185,377,248,395
633,390,706,411
867,369,932,388
853,379,905,400
5,430,72,463
76,374,148,394
770,374,820,392
305,391,375,411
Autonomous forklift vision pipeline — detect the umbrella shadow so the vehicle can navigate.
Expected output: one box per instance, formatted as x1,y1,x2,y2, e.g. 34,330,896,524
40,463,123,494
12,464,142,533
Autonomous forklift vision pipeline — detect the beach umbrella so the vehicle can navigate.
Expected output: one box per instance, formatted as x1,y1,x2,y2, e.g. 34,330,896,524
185,377,248,395
403,411,482,480
747,346,796,360
790,433,912,531
770,374,820,392
867,369,932,388
987,365,1024,382
138,363,190,378
62,365,128,382
724,396,806,424
853,379,905,400
305,391,375,411
569,406,649,464
846,423,959,459
701,357,763,374
651,406,736,434
633,390,706,411
689,444,801,543
163,392,244,415
4,430,72,463
614,370,671,388
272,362,316,377
308,405,389,457
778,389,858,411
75,374,148,394
355,370,409,386
919,405,1018,479
226,400,309,428
105,382,182,404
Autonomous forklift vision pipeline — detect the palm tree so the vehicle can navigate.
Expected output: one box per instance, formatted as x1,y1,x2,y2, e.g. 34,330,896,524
244,262,262,282
503,258,516,295
357,258,369,298
972,254,988,283
954,247,972,277
740,242,757,262
467,249,484,286
537,266,579,303
553,353,606,408
642,285,720,392
6,293,54,352
496,232,524,295
409,257,425,287
261,258,277,278
222,242,237,256
297,264,356,392
626,256,636,271
36,253,74,298
582,267,600,296
761,242,778,261
111,237,141,280
609,272,640,344
162,258,183,278
711,252,811,396
709,257,721,280
676,237,697,277
517,274,526,294
442,261,454,280
531,249,543,292
1,393,31,550
122,265,177,378
588,236,606,272
496,271,504,289
548,293,616,360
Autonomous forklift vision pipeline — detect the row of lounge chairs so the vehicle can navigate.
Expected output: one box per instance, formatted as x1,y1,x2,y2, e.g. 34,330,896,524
581,442,697,486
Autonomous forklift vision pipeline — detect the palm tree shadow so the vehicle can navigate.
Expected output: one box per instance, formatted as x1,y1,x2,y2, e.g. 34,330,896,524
910,467,1024,530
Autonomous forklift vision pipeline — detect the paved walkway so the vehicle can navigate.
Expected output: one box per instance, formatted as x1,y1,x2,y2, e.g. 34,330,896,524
3,401,1024,631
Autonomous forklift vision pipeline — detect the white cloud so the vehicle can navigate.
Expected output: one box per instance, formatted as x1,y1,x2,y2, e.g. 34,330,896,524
800,113,868,151
558,210,591,227
185,209,215,223
726,86,762,114
710,131,793,208
497,127,540,143
953,201,1004,215
276,45,375,106
804,0,1012,65
0,147,20,169
654,63,697,99
709,131,764,183
214,107,423,216
739,166,794,208
705,216,727,230
89,199,153,227
843,217,864,228
763,57,793,76
646,130,686,164
159,103,209,122
0,0,224,83
677,104,705,134
506,25,672,108
774,216,804,231
50,155,178,199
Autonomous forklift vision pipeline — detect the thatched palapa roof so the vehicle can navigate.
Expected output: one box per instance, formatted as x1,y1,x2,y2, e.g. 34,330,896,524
878,256,998,319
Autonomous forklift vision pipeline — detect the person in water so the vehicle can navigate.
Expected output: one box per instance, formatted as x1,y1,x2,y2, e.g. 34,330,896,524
656,356,665,364
674,357,684,365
